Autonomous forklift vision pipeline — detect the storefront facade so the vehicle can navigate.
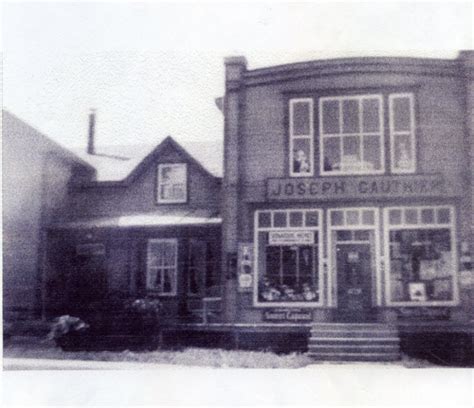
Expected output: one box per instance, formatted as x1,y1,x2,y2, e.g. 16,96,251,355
221,52,473,325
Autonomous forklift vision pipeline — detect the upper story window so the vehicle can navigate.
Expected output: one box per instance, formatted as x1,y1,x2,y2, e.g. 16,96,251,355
389,94,416,173
157,163,187,204
319,95,384,175
288,93,416,177
289,98,314,177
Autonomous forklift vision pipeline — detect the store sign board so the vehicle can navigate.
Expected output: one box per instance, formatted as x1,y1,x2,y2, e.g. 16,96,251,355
269,231,314,245
267,174,455,201
263,309,313,322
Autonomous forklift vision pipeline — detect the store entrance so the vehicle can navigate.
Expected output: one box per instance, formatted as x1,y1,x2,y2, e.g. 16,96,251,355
334,230,374,321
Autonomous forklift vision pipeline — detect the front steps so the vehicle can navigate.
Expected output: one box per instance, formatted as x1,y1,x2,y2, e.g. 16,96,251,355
308,322,401,362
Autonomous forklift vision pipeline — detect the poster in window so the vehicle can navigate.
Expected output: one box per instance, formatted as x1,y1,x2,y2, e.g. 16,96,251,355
238,243,253,292
409,282,427,302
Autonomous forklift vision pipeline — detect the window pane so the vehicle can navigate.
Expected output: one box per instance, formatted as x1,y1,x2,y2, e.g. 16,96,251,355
258,212,271,228
336,230,351,241
388,228,454,302
163,269,173,293
405,209,418,224
323,137,341,172
437,208,451,224
292,101,311,135
305,211,319,227
322,100,340,134
159,164,187,202
265,245,280,278
160,242,171,266
342,136,361,172
299,246,313,280
273,212,287,227
392,97,411,132
342,99,359,133
354,230,370,241
292,138,312,174
393,134,413,171
421,209,435,224
289,211,303,227
346,210,359,225
362,98,380,132
389,209,402,225
362,210,375,225
331,210,344,226
363,135,381,171
147,268,159,289
171,184,186,200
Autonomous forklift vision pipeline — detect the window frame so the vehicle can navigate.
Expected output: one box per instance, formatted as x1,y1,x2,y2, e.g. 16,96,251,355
383,206,459,307
319,94,385,176
146,238,178,296
289,98,315,177
253,209,324,308
156,163,188,204
389,93,416,174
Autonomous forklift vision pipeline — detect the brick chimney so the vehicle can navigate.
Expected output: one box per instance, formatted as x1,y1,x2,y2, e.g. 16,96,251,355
87,109,96,155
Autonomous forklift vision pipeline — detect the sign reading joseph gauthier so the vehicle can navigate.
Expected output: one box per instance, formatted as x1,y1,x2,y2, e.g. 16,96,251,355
267,174,448,201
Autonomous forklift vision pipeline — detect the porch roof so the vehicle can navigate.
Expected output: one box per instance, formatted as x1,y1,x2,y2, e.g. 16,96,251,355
50,212,221,230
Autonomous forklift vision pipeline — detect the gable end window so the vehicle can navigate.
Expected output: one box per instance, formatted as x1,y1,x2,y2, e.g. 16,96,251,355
289,98,314,177
319,95,385,175
157,163,187,204
389,93,416,173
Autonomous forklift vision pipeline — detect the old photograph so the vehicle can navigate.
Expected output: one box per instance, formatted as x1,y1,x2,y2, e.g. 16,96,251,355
2,1,473,406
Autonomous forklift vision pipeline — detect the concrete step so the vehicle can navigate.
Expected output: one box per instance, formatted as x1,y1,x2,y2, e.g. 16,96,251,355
308,344,400,354
309,337,400,345
310,330,398,338
312,323,397,330
308,352,401,362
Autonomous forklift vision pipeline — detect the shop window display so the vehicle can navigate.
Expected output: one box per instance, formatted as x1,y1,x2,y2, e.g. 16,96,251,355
255,210,322,304
386,207,456,304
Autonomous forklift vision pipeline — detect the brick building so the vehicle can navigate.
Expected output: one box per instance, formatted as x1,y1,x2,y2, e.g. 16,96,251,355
218,52,473,361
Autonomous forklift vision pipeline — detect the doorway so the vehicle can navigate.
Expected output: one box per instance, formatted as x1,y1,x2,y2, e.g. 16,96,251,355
69,244,107,318
335,238,372,320
328,208,380,321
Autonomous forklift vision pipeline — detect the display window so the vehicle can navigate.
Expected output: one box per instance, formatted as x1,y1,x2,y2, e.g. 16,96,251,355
383,206,459,306
254,209,323,306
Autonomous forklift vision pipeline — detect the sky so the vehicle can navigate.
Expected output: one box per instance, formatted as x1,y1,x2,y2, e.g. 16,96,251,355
3,2,473,150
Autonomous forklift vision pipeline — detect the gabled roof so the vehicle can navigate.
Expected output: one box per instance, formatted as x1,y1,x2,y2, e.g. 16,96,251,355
73,136,223,185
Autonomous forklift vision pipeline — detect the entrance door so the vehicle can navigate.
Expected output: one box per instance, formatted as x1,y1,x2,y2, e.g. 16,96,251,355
336,242,372,321
69,249,107,318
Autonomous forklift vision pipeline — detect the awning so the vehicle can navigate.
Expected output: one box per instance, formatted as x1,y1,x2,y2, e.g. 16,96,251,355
50,212,221,230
